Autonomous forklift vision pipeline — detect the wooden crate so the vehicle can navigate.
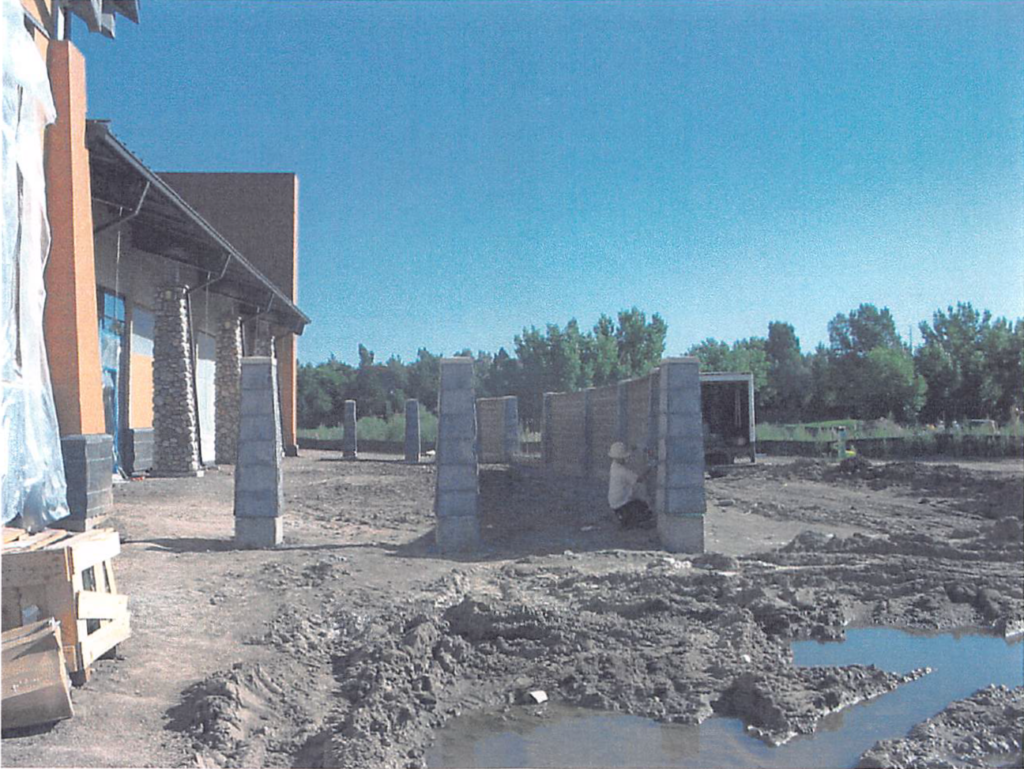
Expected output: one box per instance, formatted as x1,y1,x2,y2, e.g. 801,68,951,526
2,528,130,685
1,618,74,729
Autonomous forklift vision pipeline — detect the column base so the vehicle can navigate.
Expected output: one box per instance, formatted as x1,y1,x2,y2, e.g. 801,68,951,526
235,516,283,548
283,444,299,457
436,516,480,552
342,451,357,459
61,434,113,528
150,468,205,479
657,513,705,554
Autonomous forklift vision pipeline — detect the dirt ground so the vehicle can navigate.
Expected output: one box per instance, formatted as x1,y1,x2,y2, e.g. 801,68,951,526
1,451,1021,769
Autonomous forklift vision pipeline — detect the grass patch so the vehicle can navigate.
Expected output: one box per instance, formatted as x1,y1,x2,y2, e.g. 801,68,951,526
299,409,438,444
757,419,1023,443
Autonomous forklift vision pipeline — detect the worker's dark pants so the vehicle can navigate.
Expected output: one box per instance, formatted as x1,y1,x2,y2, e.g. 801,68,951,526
614,499,654,529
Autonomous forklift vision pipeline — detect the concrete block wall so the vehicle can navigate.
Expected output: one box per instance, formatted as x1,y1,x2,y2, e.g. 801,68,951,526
539,363,705,552
543,390,589,476
588,384,619,481
434,358,480,552
234,357,284,547
476,396,520,463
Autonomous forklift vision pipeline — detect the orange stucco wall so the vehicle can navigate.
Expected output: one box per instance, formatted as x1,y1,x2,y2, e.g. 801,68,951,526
277,334,297,449
129,353,154,429
43,41,106,437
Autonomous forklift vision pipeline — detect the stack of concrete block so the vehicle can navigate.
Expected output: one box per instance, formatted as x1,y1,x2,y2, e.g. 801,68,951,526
434,358,480,551
654,358,706,553
404,399,420,463
234,357,284,547
342,400,357,458
56,434,113,531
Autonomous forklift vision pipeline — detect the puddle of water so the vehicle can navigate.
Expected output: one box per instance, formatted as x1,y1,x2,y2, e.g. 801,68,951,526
426,628,1023,768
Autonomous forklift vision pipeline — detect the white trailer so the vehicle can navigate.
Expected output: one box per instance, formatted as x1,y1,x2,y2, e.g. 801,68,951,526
699,372,756,464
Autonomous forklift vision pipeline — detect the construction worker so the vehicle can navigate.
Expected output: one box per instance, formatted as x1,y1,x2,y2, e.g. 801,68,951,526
607,442,654,529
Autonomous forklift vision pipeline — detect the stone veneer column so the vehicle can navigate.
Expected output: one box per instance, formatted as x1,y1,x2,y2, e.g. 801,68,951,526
215,315,242,464
655,358,706,553
152,286,201,477
342,400,357,458
502,396,520,460
234,357,284,547
404,399,421,463
434,358,480,551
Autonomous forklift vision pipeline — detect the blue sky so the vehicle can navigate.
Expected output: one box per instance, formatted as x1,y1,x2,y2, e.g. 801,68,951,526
78,1,1024,365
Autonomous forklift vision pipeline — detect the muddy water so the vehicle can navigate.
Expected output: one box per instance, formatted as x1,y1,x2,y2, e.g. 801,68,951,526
426,628,1024,768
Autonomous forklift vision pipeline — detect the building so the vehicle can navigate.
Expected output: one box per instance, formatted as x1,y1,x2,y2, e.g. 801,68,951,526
14,0,309,529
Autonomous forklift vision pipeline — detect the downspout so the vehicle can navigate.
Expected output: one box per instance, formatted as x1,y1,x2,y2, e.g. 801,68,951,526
184,252,233,468
94,181,149,236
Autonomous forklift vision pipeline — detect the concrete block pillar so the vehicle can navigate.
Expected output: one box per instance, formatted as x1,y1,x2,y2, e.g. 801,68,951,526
434,358,480,552
152,285,201,477
215,315,242,464
405,399,421,463
502,396,520,460
655,358,706,553
234,357,284,547
342,400,358,458
541,392,554,469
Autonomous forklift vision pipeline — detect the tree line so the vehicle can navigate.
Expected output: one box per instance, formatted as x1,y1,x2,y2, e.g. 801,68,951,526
298,302,1023,430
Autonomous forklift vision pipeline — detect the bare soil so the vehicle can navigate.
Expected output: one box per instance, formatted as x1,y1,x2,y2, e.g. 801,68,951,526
1,452,1021,768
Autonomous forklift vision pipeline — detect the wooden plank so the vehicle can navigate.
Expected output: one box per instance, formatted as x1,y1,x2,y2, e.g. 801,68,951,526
1,619,74,729
102,559,118,595
78,614,131,670
2,528,28,545
76,591,128,621
1,618,53,647
3,529,70,553
59,530,121,573
1,549,71,589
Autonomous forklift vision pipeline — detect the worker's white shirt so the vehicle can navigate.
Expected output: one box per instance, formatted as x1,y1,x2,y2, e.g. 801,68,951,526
608,462,640,509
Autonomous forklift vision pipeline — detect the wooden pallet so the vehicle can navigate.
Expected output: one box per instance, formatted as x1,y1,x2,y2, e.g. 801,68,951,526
2,528,130,685
1,618,74,729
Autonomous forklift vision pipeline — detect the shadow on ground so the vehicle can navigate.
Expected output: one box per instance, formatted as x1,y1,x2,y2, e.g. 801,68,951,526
136,537,370,555
388,464,662,562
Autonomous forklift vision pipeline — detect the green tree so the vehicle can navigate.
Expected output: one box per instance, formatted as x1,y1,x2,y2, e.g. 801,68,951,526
763,321,812,421
827,304,922,421
855,347,926,421
686,339,731,371
614,307,667,379
828,304,902,357
916,303,1023,423
406,348,440,411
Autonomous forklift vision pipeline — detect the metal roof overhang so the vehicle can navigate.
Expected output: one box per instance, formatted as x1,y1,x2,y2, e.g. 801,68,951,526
85,121,309,335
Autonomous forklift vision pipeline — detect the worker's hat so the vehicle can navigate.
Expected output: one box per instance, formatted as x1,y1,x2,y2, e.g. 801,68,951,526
608,442,630,459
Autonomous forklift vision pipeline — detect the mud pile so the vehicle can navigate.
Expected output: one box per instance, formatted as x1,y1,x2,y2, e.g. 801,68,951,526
757,524,1024,636
317,558,930,768
858,685,1024,768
